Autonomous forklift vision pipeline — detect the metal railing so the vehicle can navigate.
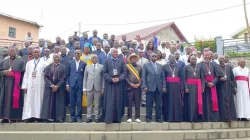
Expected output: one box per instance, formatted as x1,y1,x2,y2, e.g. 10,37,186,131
0,38,38,49
223,37,250,55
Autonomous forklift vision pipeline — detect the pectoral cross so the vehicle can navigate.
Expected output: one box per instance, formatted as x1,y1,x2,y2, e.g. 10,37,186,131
208,71,211,75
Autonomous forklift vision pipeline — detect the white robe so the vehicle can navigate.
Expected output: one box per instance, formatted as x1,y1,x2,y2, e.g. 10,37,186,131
233,66,250,118
21,59,47,120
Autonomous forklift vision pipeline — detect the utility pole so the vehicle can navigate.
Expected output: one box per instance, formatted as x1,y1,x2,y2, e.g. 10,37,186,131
243,0,250,39
79,22,81,36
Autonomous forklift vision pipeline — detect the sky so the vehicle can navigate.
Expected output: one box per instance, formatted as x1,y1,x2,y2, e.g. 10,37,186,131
0,0,250,42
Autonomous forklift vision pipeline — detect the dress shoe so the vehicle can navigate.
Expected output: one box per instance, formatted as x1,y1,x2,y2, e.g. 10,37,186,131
77,118,82,123
156,119,163,123
1,119,9,123
241,118,249,121
146,119,151,123
86,119,92,123
58,119,64,123
95,119,99,123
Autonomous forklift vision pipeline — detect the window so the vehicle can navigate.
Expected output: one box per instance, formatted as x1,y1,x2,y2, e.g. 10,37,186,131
8,27,16,38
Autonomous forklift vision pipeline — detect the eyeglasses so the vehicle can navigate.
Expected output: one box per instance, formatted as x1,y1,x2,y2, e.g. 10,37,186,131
152,55,157,57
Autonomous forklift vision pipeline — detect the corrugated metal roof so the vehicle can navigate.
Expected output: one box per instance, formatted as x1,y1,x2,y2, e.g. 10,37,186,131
0,12,42,28
116,22,187,42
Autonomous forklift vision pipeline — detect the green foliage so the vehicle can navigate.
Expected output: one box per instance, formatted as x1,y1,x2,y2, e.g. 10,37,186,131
194,37,216,52
226,50,250,57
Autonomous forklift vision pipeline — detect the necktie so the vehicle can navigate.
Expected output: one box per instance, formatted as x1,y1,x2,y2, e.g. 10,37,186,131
124,55,127,63
153,63,157,72
93,64,96,72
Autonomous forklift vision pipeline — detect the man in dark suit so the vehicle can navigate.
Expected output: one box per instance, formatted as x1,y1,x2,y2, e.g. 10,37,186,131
142,52,166,123
19,41,30,57
66,49,86,123
174,51,185,69
118,46,129,64
61,46,72,107
67,41,80,60
101,33,111,47
98,44,111,65
92,42,104,56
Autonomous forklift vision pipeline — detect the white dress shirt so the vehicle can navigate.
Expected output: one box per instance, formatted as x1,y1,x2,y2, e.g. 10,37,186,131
76,59,80,70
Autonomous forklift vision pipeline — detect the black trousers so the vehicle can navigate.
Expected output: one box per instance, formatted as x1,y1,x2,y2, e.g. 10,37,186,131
127,88,141,119
146,88,162,121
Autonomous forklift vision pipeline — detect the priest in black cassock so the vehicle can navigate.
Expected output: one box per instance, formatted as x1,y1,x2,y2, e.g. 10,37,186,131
0,46,25,123
41,54,66,123
200,52,220,122
103,48,126,123
162,54,183,122
216,56,237,121
183,54,205,122
60,46,71,106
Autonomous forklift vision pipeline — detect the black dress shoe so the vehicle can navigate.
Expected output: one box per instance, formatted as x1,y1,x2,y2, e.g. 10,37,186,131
146,119,151,123
86,119,92,123
1,119,9,123
58,119,64,123
77,118,82,123
95,119,99,123
156,119,163,123
241,118,249,121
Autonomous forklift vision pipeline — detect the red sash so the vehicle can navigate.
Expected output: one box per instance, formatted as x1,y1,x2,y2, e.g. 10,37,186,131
165,76,180,83
9,71,21,108
235,76,250,94
205,76,218,112
187,78,203,115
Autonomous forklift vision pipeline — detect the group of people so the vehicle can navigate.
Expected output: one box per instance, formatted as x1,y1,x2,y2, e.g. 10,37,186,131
0,30,249,124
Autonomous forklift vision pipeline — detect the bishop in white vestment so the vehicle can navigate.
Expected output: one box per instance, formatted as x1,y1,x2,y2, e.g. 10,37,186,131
233,59,250,120
21,48,48,122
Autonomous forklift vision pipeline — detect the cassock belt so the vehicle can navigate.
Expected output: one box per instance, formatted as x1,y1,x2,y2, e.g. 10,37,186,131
9,71,21,108
187,78,203,115
165,76,180,83
205,76,219,112
235,76,250,95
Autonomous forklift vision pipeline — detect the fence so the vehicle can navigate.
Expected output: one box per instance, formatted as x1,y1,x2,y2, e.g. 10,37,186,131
222,37,250,55
0,38,38,49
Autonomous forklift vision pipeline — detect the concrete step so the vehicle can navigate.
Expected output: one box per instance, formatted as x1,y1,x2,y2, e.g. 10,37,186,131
65,114,151,122
1,122,250,131
0,128,250,140
66,107,147,114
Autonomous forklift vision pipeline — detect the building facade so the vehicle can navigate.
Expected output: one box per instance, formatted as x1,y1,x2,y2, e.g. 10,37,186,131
0,13,41,47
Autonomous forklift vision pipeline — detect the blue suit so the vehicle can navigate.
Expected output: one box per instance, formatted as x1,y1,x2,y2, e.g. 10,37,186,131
98,53,111,65
19,48,28,57
67,60,86,121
